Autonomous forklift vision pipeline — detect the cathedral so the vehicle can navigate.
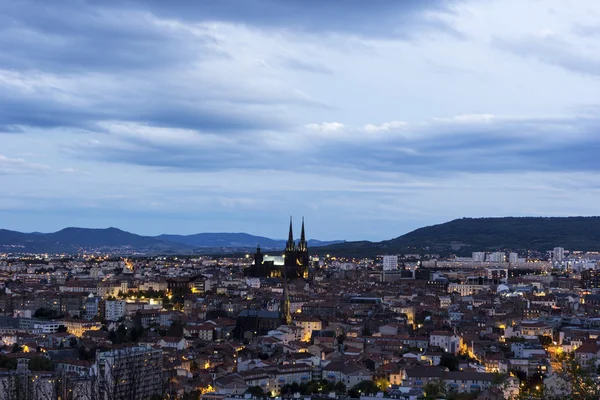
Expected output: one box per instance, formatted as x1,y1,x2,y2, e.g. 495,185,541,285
245,217,310,280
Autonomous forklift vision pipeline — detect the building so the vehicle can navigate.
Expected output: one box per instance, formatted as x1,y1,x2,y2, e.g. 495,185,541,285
581,269,600,289
95,346,163,400
487,252,505,263
235,310,282,340
472,252,485,262
553,247,565,262
293,316,322,342
246,218,310,279
382,255,399,271
429,331,461,354
105,300,126,321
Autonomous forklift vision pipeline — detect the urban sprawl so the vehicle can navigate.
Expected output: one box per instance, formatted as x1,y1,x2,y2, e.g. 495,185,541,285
0,227,599,399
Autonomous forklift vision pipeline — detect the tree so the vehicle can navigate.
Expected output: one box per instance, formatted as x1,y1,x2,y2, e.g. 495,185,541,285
423,379,447,400
538,335,553,347
440,352,460,371
334,381,347,394
28,356,54,371
246,385,266,398
349,380,379,397
374,377,390,391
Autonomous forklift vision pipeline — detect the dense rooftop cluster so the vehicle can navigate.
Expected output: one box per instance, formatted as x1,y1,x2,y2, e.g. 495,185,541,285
0,249,599,400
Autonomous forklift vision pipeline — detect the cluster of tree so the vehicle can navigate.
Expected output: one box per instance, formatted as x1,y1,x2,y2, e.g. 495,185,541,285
0,355,53,371
27,356,54,371
108,323,145,344
279,380,347,396
33,307,62,320
347,380,380,397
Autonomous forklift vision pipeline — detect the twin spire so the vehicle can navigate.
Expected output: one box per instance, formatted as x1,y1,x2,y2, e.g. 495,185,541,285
286,216,307,252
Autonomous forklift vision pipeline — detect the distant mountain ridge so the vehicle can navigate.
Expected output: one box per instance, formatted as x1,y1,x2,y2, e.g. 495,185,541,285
315,216,600,257
156,233,340,249
0,227,342,255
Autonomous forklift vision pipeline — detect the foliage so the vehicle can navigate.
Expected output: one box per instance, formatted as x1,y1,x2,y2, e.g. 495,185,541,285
538,335,553,347
108,323,145,344
34,307,61,319
281,380,346,396
348,380,379,397
422,379,446,400
246,385,266,398
440,352,460,371
374,377,390,391
0,356,17,369
28,356,54,371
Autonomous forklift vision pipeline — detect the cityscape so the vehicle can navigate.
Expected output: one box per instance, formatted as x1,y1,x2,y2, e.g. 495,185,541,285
1,218,600,399
3,0,600,399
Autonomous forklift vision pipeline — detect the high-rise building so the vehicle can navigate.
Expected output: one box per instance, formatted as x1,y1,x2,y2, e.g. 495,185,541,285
382,255,399,271
487,252,505,263
509,252,519,264
472,252,486,262
105,300,126,321
581,269,600,289
553,247,565,262
95,346,163,400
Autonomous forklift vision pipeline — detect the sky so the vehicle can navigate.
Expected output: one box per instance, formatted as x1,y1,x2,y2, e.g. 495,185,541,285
1,0,600,241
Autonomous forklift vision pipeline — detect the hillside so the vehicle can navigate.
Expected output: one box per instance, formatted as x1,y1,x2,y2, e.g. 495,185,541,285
315,216,600,257
0,227,188,254
156,233,341,249
0,228,341,255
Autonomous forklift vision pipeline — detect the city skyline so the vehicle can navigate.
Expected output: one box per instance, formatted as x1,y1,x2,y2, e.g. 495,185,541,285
2,0,600,240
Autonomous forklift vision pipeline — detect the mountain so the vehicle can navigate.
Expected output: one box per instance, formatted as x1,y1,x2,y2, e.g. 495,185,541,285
0,228,342,255
0,227,188,254
156,233,341,249
315,216,600,257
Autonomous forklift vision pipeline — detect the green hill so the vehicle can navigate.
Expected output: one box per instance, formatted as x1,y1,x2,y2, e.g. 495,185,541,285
316,216,600,257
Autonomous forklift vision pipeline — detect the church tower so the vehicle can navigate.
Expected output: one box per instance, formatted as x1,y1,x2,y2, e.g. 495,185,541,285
284,217,296,269
297,217,309,269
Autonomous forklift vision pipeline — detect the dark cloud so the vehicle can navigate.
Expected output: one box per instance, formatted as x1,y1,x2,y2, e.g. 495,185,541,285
67,115,600,176
106,0,463,39
0,1,224,73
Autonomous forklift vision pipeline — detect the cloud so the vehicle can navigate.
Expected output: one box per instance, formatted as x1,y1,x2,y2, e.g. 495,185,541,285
492,34,600,77
0,154,49,174
281,57,334,74
363,121,407,133
305,122,345,133
62,113,600,177
97,0,463,39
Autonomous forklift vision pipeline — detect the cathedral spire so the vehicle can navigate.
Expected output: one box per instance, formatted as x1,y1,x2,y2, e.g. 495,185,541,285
298,217,307,252
285,216,295,252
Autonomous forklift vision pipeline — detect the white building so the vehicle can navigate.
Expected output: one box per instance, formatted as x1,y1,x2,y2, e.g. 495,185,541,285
33,322,62,334
472,252,485,262
509,252,518,263
553,247,565,262
382,255,399,271
429,331,462,354
487,252,505,263
105,300,126,321
245,278,260,289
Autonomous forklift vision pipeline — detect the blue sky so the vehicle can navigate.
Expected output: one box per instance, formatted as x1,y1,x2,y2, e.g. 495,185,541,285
1,0,600,241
